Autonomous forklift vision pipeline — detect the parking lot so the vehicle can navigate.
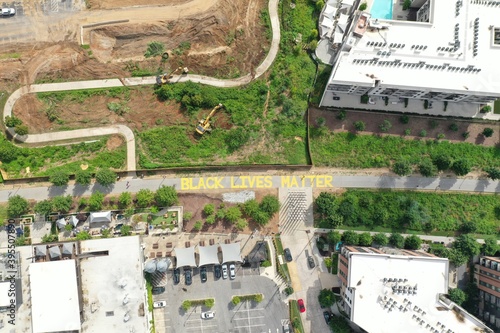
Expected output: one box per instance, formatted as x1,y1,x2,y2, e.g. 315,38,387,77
153,265,288,333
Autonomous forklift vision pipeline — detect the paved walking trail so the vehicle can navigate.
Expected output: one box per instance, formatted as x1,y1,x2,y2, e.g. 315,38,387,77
3,0,280,173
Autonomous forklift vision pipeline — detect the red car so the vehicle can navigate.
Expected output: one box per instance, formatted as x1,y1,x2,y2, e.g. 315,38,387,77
298,299,305,313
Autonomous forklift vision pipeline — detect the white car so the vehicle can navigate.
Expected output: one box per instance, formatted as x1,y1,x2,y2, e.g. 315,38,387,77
153,301,166,308
1,8,15,16
222,264,228,279
201,311,215,319
229,264,236,280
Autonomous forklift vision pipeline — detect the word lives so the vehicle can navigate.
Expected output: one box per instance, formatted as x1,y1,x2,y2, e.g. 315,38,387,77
180,175,333,190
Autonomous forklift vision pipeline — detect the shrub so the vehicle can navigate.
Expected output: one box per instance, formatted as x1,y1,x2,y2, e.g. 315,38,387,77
448,288,466,305
316,117,326,127
462,131,470,139
15,124,28,135
235,218,248,230
75,169,92,186
155,185,178,207
52,195,72,213
337,110,346,120
418,159,437,177
481,105,492,113
182,300,191,311
261,260,271,267
485,167,500,180
95,168,117,186
451,158,471,176
449,123,459,132
437,133,445,140
359,2,367,10
204,298,215,308
216,208,226,220
404,128,411,136
35,199,53,217
483,128,494,137
373,233,388,246
226,206,242,223
88,191,105,211
194,220,203,231
389,233,405,248
360,95,369,104
49,171,70,186
144,41,165,58
392,159,412,176
342,230,359,245
358,232,373,246
253,294,263,303
183,211,193,221
206,215,216,225
242,199,259,216
432,154,452,171
318,289,336,308
232,296,241,305
400,115,409,124
225,127,251,152
354,121,366,131
136,189,154,207
260,195,280,216
404,235,422,250
379,120,392,132
118,192,132,208
419,129,427,137
5,115,23,127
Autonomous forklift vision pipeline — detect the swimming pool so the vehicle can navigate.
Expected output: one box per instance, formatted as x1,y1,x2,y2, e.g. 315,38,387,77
370,0,393,20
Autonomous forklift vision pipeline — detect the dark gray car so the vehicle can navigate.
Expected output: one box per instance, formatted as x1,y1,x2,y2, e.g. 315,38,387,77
284,248,292,262
185,268,192,285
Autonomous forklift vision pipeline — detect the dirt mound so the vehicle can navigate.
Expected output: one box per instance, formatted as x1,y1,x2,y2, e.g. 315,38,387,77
89,0,268,77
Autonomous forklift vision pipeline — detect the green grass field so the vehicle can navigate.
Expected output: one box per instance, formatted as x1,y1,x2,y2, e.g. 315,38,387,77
310,131,500,169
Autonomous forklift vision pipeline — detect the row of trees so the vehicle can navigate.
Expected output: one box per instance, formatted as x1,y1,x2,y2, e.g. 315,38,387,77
7,185,178,218
326,230,423,250
50,168,118,187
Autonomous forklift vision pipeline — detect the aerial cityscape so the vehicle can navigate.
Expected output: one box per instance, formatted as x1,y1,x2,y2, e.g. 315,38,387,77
0,0,498,332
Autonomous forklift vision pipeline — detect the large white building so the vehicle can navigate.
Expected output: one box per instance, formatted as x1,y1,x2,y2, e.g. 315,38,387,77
338,246,493,333
319,0,500,116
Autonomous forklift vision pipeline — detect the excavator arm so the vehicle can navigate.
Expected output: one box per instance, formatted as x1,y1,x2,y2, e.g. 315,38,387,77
195,103,223,135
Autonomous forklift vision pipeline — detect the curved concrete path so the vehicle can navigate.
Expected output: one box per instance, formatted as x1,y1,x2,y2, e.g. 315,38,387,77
3,0,280,174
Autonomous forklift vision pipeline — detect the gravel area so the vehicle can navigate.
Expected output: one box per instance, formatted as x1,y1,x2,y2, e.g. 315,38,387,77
222,190,255,203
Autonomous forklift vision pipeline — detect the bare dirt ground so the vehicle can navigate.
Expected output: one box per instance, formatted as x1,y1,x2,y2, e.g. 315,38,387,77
180,189,279,235
310,107,500,146
88,0,186,9
12,86,232,133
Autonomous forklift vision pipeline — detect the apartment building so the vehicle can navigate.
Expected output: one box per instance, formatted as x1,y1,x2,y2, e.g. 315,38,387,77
475,256,500,331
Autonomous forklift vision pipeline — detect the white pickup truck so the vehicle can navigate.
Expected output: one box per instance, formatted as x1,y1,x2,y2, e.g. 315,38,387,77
1,8,15,16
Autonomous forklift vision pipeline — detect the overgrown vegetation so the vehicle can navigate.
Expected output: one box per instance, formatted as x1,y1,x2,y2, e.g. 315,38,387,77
314,190,500,235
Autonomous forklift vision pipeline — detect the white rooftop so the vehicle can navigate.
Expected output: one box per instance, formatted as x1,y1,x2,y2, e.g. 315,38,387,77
79,236,148,333
347,252,487,333
29,260,81,333
331,0,500,96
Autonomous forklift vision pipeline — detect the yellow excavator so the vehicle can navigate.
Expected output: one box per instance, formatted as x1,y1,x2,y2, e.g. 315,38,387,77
195,104,223,135
156,66,189,85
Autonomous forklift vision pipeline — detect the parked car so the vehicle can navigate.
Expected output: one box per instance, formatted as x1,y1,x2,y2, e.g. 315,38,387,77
323,311,332,324
214,265,222,279
173,268,180,284
298,299,305,313
185,268,192,285
229,264,236,280
153,301,166,308
307,256,315,269
152,286,165,295
284,248,293,262
201,311,215,319
200,266,207,282
222,264,228,279
1,8,15,16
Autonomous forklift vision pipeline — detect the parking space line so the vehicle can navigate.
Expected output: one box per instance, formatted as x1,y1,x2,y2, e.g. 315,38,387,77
234,323,266,328
233,308,264,313
233,315,265,320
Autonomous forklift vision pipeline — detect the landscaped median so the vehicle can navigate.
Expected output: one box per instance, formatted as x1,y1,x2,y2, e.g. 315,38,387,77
289,300,305,333
273,234,291,283
231,293,264,305
181,298,215,311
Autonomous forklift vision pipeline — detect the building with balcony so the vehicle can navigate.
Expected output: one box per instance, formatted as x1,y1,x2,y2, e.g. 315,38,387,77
318,0,500,117
475,256,500,331
338,246,492,333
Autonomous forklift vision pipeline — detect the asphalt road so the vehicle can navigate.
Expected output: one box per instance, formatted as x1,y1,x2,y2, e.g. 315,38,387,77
0,173,498,203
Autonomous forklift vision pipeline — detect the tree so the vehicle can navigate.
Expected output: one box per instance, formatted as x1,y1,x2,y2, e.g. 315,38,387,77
155,185,178,207
34,199,53,217
373,233,388,246
342,230,359,245
482,236,499,256
405,200,430,230
225,127,251,152
7,195,29,218
379,120,392,132
448,288,467,306
418,159,437,177
389,233,405,248
253,294,263,303
392,159,412,176
75,169,92,185
232,296,241,305
315,192,337,216
15,124,28,135
252,210,270,225
354,121,366,131
95,168,117,186
318,288,336,308
206,215,216,225
203,204,215,216
183,211,193,221
136,189,155,207
144,41,165,58
327,231,341,246
235,218,248,231
358,2,367,10
483,128,494,137
404,235,422,250
453,234,481,260
52,195,72,213
205,298,215,308
259,195,280,216
460,220,477,234
358,232,372,246
49,171,69,186
242,199,259,216
4,115,22,127
225,206,242,223
121,225,132,236
88,191,105,211
485,167,500,180
118,192,132,208
451,158,471,176
193,220,203,231
433,154,452,171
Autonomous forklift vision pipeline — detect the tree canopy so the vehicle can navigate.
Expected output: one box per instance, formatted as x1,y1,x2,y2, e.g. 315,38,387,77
318,288,336,308
88,191,105,211
404,235,422,250
7,195,29,218
136,189,155,207
389,233,405,248
342,230,359,245
75,169,92,185
52,195,72,213
95,168,117,186
448,288,466,306
155,185,178,207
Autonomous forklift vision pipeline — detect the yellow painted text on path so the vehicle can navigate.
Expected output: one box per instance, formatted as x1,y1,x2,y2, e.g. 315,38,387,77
180,175,333,190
